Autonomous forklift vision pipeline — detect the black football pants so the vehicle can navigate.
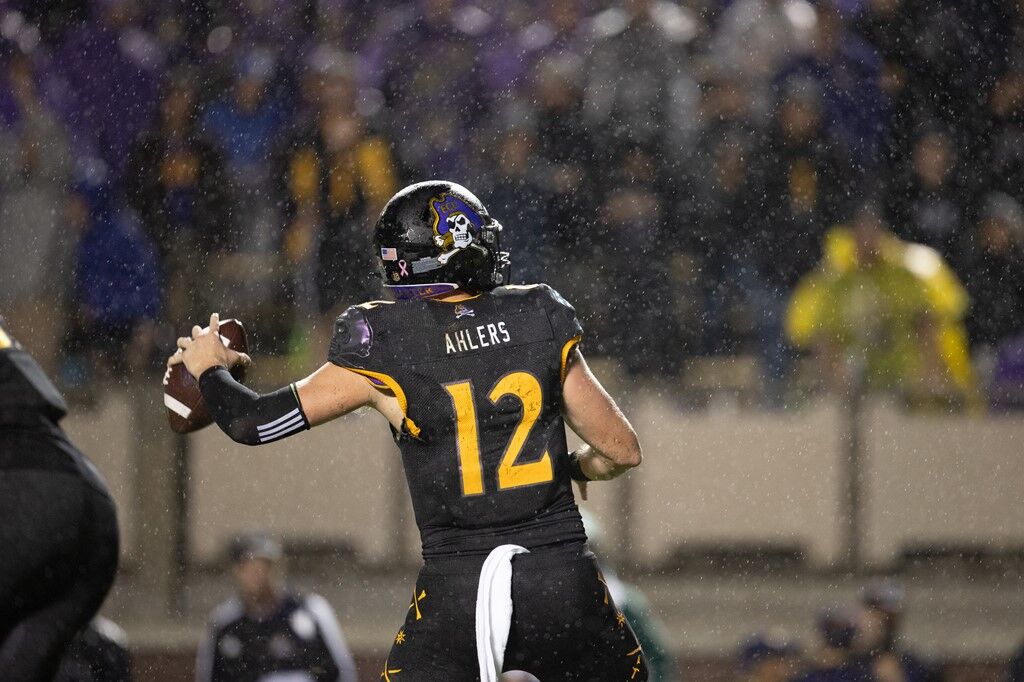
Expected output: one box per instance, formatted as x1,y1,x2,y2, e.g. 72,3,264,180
0,469,119,681
384,543,649,681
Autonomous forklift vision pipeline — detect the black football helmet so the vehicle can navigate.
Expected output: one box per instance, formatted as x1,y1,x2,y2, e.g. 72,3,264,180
374,180,510,300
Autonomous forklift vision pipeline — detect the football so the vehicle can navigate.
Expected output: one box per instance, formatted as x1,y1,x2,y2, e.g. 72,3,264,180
163,318,249,434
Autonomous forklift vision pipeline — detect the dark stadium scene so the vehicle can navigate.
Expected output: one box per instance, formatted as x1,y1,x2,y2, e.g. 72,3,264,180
2,0,1024,680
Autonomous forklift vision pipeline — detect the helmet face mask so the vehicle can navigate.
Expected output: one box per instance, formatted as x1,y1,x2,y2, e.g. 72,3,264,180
374,181,510,300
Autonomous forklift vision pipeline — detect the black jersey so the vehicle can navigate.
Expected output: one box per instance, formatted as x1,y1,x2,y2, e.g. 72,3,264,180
0,322,108,493
328,284,587,558
196,591,357,682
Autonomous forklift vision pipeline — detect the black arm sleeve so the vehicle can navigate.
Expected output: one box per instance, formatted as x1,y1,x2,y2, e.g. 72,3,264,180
198,367,310,445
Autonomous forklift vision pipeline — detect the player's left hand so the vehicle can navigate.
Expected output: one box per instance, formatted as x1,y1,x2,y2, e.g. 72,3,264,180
169,313,251,378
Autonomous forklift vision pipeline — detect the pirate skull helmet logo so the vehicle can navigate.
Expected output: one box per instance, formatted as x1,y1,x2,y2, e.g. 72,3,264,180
429,193,483,264
446,212,473,248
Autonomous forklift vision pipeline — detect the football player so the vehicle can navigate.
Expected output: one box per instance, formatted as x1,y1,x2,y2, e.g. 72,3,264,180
0,322,120,681
172,180,648,681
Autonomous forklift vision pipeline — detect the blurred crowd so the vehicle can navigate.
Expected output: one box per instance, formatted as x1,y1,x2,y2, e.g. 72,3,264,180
737,580,940,682
1,0,1023,409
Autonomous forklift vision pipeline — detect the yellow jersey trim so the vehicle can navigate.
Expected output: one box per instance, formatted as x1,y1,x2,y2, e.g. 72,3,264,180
345,367,422,438
560,335,582,383
426,293,482,304
356,300,395,310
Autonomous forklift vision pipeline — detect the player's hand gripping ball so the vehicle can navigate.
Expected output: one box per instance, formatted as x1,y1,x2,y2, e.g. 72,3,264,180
164,313,251,433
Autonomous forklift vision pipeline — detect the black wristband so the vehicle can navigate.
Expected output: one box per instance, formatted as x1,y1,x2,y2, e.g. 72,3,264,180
567,450,591,482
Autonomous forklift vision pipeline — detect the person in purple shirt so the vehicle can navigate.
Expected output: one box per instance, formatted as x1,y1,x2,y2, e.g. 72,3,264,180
53,0,163,180
776,0,886,166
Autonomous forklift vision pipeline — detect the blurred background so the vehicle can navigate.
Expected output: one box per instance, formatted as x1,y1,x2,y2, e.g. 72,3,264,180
0,0,1023,679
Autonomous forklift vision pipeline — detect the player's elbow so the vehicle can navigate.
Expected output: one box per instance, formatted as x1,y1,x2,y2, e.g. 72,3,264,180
624,442,643,469
615,432,643,469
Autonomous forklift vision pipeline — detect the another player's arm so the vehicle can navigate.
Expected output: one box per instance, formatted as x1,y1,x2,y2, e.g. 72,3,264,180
172,314,401,445
561,348,642,482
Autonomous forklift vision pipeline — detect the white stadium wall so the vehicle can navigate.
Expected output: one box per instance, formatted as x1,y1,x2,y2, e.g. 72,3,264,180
63,391,1024,570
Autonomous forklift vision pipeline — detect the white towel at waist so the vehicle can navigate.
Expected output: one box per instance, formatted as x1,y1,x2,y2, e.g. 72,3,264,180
475,544,530,682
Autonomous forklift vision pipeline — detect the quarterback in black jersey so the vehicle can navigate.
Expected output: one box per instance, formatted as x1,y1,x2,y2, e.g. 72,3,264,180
173,181,648,681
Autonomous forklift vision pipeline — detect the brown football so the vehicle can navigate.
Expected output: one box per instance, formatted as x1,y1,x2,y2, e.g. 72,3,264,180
163,318,249,434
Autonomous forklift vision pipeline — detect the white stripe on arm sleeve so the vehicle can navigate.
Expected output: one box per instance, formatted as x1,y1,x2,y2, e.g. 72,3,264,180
304,594,358,682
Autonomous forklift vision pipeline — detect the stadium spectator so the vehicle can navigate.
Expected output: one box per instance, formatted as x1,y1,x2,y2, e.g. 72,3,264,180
376,0,487,178
583,0,699,154
853,0,917,168
531,54,598,266
595,146,681,376
200,46,288,254
68,176,161,380
892,1,1015,139
305,0,372,62
886,124,966,261
126,73,233,258
777,0,886,165
856,579,939,682
125,73,233,325
982,64,1024,205
0,48,73,374
498,0,590,93
790,607,872,682
738,632,801,682
196,533,357,682
54,0,163,177
681,125,759,357
55,616,132,682
786,201,979,408
991,330,1024,409
748,74,850,400
481,122,552,285
708,0,815,122
960,193,1024,350
279,50,398,315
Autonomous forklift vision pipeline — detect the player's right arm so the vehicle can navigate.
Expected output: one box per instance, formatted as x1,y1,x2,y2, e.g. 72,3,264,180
192,360,404,445
174,313,402,445
561,348,642,482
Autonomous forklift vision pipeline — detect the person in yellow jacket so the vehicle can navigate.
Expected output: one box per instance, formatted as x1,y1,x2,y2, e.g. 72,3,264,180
786,201,981,409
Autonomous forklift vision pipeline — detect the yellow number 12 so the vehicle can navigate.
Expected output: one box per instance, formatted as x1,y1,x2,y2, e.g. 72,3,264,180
444,371,554,496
